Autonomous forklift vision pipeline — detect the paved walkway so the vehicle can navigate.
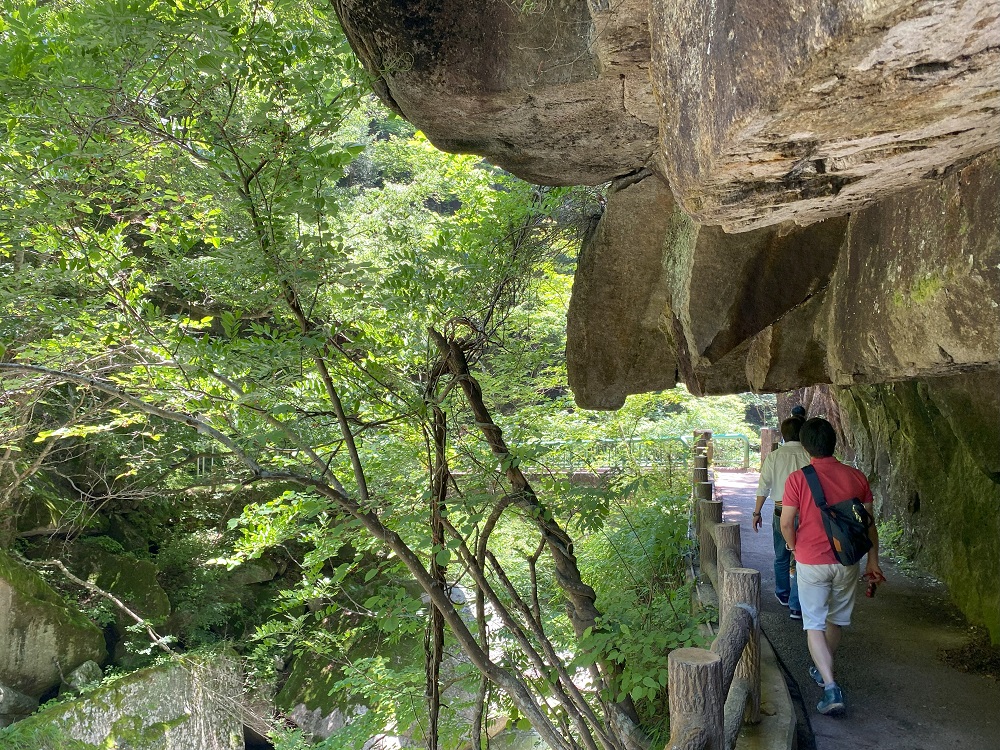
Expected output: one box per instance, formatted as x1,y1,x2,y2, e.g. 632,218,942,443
712,470,1000,750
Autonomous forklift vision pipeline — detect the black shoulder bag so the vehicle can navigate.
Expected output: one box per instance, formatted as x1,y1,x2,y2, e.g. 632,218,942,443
801,465,873,566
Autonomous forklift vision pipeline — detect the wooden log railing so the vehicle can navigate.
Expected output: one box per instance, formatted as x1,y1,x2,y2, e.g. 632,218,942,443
667,432,761,750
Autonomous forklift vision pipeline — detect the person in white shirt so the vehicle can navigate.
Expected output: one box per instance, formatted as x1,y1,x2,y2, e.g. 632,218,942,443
753,417,811,619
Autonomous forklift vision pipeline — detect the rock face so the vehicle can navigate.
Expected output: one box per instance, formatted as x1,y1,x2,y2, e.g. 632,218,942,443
832,374,1000,642
0,651,244,749
566,171,679,409
651,0,1000,230
335,0,1000,230
332,0,658,186
0,548,107,698
570,150,1000,405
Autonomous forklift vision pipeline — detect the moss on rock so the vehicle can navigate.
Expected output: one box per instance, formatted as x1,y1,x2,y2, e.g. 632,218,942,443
0,650,243,749
836,373,1000,643
0,549,107,697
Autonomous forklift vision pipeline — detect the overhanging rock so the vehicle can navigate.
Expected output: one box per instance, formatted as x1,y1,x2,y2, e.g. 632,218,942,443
332,0,658,186
334,2,1000,399
651,0,1000,231
566,171,679,409
569,151,1000,401
566,171,849,406
335,1,1000,229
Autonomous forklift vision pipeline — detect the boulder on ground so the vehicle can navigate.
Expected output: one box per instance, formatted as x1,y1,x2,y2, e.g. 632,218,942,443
0,650,244,749
0,548,107,698
62,660,103,694
25,538,171,627
0,682,38,728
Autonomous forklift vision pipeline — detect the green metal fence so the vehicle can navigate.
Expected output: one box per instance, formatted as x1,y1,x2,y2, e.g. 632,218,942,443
537,436,692,474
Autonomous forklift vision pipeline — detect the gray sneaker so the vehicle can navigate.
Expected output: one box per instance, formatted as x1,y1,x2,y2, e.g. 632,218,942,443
817,684,845,715
808,666,824,687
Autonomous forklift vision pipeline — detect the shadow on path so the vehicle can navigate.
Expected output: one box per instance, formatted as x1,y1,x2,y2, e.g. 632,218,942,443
713,470,1000,750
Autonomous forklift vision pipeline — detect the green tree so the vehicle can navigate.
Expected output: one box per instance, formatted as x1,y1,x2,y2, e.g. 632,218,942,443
0,3,720,749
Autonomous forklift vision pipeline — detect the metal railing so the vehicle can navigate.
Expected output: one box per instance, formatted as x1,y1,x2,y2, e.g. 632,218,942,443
535,436,691,474
706,433,751,471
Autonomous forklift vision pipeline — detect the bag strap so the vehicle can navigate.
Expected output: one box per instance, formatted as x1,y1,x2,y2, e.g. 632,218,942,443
802,465,828,509
802,464,838,556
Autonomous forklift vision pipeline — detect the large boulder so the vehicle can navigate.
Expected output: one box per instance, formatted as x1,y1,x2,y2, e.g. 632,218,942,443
569,150,1000,401
0,651,244,749
651,0,1000,230
332,0,657,186
566,171,680,409
336,1,1000,230
0,683,38,728
0,548,107,698
24,538,171,627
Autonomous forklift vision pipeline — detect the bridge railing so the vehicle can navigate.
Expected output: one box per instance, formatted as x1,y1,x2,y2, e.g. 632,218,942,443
668,431,761,750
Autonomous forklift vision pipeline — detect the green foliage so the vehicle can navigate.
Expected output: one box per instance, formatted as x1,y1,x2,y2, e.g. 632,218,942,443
574,476,712,740
0,2,767,746
155,529,259,648
877,516,917,571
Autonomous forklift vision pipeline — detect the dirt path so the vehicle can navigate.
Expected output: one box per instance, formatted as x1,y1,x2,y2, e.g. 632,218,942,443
712,469,1000,750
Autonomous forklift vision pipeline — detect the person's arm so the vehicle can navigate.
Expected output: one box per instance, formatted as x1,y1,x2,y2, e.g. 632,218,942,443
753,455,772,532
780,505,798,551
752,495,766,532
780,472,800,550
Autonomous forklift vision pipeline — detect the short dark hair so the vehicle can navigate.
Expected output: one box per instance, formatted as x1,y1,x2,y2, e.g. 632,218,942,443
800,417,836,457
790,405,806,418
780,417,804,442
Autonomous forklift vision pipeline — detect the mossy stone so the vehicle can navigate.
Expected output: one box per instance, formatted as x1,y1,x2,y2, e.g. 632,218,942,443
0,549,107,697
0,650,242,749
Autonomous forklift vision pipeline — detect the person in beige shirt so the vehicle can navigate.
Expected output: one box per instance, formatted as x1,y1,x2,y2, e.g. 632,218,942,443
753,417,810,619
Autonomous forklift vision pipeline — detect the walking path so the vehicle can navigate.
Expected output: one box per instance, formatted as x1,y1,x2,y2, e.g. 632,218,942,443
712,470,1000,750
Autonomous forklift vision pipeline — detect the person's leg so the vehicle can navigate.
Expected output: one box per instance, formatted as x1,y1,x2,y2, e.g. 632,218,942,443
825,622,842,656
789,564,801,611
807,629,835,685
772,512,790,601
812,565,860,715
798,563,839,682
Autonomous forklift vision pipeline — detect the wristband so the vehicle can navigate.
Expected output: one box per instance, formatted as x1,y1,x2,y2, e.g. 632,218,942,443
752,511,761,518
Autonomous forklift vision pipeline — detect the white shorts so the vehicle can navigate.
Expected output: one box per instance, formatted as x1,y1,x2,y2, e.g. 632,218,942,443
796,562,860,631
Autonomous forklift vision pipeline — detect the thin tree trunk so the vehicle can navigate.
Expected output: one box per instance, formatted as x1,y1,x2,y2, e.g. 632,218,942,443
425,406,448,750
429,328,642,730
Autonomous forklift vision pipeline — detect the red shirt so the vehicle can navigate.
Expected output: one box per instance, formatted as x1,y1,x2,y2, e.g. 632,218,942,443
783,456,874,565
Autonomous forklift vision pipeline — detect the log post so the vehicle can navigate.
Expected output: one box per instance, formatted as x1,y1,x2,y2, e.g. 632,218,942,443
699,500,722,572
713,522,743,580
692,454,709,536
695,481,713,501
710,601,754,694
694,428,712,460
666,648,724,750
723,569,762,725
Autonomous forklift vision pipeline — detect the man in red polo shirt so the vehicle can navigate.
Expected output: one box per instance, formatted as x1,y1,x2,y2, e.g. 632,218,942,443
780,418,882,716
